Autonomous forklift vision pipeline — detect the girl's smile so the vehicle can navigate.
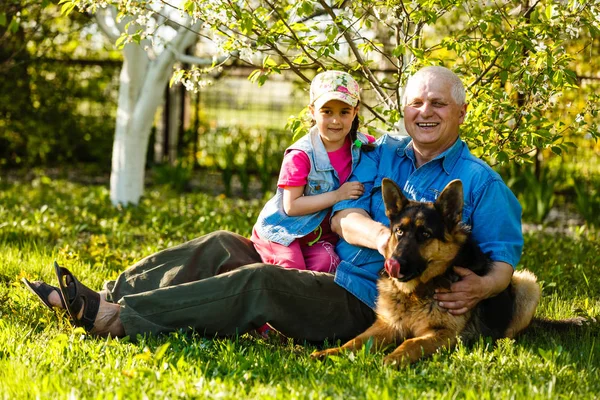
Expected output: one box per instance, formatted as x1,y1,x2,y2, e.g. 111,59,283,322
310,99,359,152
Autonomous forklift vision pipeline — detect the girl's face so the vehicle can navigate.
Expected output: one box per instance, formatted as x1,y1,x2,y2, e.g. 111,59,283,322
310,100,359,152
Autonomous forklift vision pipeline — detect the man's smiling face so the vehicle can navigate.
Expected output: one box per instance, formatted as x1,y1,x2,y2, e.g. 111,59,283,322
403,76,467,156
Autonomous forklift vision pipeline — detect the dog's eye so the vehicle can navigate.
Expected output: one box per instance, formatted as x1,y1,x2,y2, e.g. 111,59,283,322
421,231,431,239
394,227,404,237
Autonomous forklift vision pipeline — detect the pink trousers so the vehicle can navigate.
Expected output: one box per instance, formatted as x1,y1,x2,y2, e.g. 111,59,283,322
252,231,341,274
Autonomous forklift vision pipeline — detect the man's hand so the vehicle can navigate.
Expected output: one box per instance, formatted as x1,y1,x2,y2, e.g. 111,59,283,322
433,267,489,315
433,262,514,315
376,229,391,256
331,208,389,251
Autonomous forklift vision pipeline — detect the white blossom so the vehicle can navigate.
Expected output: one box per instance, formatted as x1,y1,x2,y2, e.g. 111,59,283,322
565,24,580,39
239,47,254,63
533,40,547,53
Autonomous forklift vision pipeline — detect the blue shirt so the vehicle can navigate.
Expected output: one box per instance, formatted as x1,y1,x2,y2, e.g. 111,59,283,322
332,135,523,309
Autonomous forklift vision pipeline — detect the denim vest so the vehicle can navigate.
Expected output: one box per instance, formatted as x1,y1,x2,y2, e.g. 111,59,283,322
254,126,371,246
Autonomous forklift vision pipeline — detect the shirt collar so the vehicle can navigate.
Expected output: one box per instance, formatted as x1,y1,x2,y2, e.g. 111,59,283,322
401,137,463,175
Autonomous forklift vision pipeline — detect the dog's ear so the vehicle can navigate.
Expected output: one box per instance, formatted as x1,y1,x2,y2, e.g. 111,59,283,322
382,178,409,220
434,180,464,230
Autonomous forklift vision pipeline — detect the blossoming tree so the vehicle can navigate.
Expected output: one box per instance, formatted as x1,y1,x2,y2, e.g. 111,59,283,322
62,0,599,205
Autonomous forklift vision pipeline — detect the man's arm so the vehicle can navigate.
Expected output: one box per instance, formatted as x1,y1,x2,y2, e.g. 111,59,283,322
331,208,391,255
433,261,514,315
434,175,522,315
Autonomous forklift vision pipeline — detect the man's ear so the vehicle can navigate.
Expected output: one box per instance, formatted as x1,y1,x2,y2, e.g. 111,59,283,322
382,178,409,221
434,180,464,230
458,103,468,124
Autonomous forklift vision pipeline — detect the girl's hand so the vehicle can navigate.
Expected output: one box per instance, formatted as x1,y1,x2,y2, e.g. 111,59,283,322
335,181,364,201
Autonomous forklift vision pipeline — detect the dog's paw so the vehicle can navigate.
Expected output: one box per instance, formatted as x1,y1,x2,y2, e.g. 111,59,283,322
310,348,341,360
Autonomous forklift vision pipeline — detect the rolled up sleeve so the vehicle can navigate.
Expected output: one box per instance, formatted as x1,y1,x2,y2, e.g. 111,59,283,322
470,179,523,268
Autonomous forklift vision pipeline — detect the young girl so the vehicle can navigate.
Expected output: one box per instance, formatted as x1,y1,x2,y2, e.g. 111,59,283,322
251,70,376,274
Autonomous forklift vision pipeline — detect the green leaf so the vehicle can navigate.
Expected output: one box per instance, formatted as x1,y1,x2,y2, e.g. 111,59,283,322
8,18,19,33
60,1,76,16
545,5,553,20
496,151,509,163
552,70,563,86
292,54,308,64
262,56,278,68
300,1,314,16
248,69,262,83
183,0,196,13
131,32,142,44
391,44,405,57
0,13,6,27
257,74,268,86
240,12,254,35
115,34,128,49
169,70,185,88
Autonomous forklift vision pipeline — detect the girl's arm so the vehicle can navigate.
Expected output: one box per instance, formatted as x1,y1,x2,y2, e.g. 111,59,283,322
283,182,364,216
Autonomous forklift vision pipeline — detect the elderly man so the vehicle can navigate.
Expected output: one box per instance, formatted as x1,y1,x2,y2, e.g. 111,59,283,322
330,66,522,315
25,66,522,339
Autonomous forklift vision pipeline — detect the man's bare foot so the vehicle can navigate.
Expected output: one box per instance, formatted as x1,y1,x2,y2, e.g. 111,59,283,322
76,297,125,337
48,289,108,309
47,289,63,308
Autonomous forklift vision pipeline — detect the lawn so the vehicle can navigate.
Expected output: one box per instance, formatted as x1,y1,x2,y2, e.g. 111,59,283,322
1,177,599,399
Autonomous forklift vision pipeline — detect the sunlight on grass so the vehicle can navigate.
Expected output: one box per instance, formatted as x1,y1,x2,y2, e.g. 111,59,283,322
1,179,599,399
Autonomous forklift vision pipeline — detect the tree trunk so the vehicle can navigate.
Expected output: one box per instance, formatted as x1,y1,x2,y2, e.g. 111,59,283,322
109,23,200,206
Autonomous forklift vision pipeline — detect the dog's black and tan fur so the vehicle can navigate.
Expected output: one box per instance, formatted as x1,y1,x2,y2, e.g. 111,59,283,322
312,178,541,366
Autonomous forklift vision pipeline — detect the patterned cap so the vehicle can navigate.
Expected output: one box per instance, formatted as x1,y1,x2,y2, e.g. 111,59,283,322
310,70,360,110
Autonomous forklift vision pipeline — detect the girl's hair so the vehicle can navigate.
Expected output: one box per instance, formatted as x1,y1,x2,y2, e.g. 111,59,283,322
349,115,376,153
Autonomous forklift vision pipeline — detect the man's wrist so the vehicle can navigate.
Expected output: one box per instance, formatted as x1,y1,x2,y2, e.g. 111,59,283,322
375,225,391,255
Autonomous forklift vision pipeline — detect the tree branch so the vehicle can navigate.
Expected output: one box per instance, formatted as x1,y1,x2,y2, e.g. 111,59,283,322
263,0,325,70
317,0,393,109
94,7,121,42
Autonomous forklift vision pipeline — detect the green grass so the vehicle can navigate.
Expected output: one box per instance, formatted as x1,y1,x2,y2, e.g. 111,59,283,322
1,177,599,399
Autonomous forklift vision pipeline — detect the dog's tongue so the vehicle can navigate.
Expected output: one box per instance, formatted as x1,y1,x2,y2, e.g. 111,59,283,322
384,258,401,278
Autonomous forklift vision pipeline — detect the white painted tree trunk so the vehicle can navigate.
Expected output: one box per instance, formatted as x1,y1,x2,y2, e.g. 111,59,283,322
109,23,200,206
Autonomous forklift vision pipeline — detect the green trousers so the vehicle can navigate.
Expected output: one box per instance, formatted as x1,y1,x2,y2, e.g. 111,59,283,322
104,231,375,341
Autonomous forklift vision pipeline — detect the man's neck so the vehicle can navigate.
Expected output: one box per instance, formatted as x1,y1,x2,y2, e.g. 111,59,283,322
412,138,458,168
412,146,443,168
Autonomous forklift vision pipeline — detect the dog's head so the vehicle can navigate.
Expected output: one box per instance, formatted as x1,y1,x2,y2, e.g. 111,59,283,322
381,178,469,291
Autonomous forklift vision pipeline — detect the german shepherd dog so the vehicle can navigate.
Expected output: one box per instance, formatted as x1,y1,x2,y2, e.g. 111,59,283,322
311,178,542,367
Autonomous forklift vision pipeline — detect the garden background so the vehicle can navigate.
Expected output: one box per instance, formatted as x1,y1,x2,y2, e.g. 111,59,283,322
1,1,599,398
